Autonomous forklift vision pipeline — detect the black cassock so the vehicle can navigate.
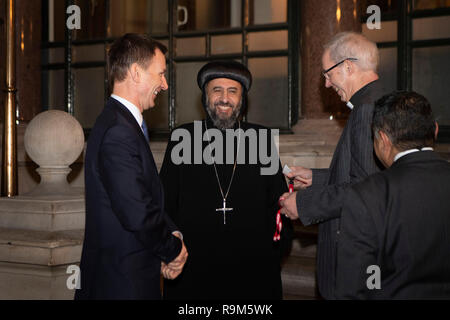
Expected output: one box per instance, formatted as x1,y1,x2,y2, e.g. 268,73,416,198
160,118,292,300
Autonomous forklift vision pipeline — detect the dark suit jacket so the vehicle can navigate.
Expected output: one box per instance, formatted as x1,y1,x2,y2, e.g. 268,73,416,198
75,97,182,300
295,80,384,299
336,151,450,299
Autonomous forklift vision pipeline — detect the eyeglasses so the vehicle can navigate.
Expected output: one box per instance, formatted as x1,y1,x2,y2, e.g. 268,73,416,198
322,58,358,79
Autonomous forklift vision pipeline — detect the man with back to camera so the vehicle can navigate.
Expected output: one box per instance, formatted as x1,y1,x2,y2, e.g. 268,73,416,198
336,91,450,299
75,33,187,300
279,32,385,299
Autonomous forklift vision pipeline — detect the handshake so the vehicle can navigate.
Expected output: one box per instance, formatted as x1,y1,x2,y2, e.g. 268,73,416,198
161,232,188,280
278,165,313,220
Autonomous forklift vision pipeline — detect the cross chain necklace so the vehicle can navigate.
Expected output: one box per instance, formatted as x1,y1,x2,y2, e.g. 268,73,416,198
204,119,241,224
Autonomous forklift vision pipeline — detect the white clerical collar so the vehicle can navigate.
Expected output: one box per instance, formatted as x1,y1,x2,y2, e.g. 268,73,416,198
394,147,434,162
346,101,354,110
111,94,143,127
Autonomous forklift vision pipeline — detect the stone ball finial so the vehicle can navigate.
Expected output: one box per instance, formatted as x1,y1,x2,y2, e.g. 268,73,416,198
25,110,84,168
24,110,85,198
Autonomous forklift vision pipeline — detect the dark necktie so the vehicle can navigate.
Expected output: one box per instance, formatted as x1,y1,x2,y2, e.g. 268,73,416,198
141,120,150,142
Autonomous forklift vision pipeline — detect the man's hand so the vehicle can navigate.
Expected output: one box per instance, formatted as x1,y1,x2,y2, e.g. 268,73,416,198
161,261,182,280
284,166,312,189
279,191,299,220
161,236,188,280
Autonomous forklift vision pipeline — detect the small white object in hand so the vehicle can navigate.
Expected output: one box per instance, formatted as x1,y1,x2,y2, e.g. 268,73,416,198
283,164,292,175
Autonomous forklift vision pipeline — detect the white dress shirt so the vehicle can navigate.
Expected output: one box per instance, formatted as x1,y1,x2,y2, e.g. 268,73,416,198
111,94,144,131
394,147,434,162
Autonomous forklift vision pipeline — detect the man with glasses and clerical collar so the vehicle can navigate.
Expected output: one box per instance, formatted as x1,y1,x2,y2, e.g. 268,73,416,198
279,32,385,299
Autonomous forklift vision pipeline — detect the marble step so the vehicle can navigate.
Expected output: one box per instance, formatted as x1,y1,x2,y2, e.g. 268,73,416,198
289,222,318,258
290,238,317,259
282,220,319,299
283,293,320,300
0,227,83,266
281,255,318,299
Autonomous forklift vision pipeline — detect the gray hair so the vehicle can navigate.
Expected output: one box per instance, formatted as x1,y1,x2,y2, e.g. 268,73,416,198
324,32,379,72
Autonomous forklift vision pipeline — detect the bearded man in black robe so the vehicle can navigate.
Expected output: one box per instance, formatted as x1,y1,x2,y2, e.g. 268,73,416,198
160,60,292,300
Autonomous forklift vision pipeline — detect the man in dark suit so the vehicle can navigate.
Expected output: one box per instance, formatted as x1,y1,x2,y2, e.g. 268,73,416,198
335,91,450,299
75,34,188,300
279,32,384,299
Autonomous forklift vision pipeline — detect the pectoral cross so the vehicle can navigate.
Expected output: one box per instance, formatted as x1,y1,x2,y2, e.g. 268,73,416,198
216,198,233,224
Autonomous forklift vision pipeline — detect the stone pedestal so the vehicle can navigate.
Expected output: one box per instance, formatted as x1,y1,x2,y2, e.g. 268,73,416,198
0,196,84,300
0,196,85,232
0,110,85,300
0,123,86,196
0,262,76,300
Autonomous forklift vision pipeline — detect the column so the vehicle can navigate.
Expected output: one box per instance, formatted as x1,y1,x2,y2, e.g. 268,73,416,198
2,0,18,196
15,0,42,122
0,0,6,125
300,0,361,119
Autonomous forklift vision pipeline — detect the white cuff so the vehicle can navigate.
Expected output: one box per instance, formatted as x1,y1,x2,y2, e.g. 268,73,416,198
172,231,183,241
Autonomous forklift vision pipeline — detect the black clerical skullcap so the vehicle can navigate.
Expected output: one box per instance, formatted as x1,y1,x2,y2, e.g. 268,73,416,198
197,60,252,92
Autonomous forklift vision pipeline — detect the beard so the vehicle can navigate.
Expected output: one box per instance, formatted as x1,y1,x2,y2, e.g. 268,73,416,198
205,96,242,130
